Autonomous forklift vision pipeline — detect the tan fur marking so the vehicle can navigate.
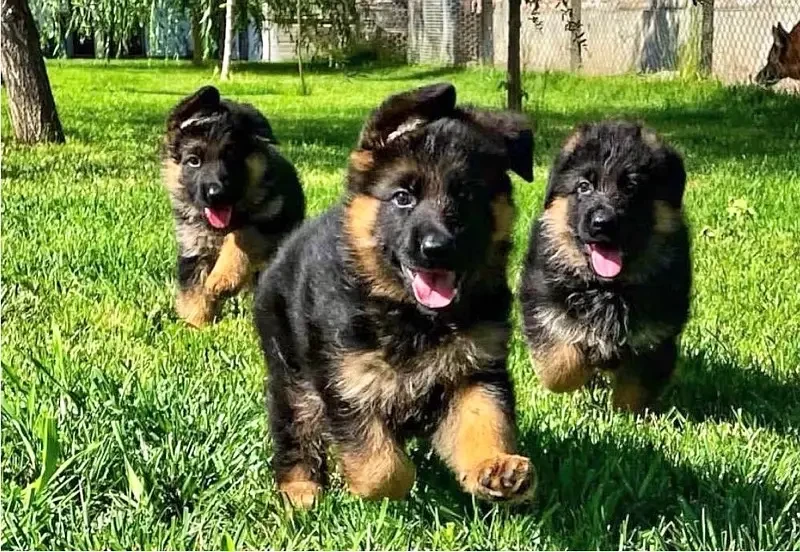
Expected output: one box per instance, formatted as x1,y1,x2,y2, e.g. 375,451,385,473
339,419,416,500
531,341,592,393
336,324,507,413
349,150,374,172
541,197,587,271
641,128,662,151
653,200,681,235
491,194,515,243
162,159,182,195
176,286,217,328
278,465,322,509
344,194,408,301
433,386,534,502
205,231,258,297
562,129,584,154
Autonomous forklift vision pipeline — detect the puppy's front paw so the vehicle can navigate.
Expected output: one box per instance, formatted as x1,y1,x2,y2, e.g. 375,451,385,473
176,290,216,328
205,269,245,298
279,480,322,510
464,454,536,503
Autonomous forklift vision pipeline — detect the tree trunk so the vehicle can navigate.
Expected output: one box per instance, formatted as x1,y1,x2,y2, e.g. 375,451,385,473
506,0,522,111
190,6,203,65
220,0,234,80
296,0,307,95
1,0,65,144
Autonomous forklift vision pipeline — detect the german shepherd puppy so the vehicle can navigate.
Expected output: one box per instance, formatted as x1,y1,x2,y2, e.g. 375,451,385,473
163,86,304,327
254,83,535,508
518,121,690,412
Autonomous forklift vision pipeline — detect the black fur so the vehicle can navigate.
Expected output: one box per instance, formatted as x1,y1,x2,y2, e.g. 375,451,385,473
518,121,691,410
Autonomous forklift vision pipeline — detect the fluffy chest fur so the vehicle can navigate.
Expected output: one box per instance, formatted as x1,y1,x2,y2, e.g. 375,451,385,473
533,286,676,359
333,322,508,422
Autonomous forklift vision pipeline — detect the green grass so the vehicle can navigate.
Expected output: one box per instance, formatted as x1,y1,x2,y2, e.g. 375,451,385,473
2,60,800,550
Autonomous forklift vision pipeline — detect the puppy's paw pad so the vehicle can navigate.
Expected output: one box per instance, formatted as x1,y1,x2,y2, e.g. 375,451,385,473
471,454,536,503
279,481,322,510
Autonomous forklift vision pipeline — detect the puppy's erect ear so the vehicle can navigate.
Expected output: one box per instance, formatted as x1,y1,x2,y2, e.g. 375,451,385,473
167,86,221,131
357,82,457,150
466,108,534,182
543,124,590,207
657,145,687,209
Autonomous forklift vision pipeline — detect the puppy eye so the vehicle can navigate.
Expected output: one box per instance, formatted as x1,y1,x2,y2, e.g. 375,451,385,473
392,190,416,209
185,155,202,168
622,174,639,192
576,179,593,195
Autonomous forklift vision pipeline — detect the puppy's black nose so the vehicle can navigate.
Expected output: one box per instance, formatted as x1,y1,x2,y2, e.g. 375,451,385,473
589,210,617,238
420,232,454,262
205,183,224,203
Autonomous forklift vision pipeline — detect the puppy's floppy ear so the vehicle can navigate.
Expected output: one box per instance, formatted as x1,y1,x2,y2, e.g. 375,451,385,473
167,86,221,131
357,82,457,150
466,108,534,182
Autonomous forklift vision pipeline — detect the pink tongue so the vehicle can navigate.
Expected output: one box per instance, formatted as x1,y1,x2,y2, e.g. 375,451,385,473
589,245,623,278
411,270,457,309
204,206,232,229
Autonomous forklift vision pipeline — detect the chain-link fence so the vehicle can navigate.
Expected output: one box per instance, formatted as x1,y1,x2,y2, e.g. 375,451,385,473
400,0,799,84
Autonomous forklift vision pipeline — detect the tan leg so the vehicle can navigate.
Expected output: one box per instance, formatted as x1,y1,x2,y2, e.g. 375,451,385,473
204,231,255,298
338,419,416,501
277,465,323,510
433,385,535,503
532,341,592,393
175,286,217,328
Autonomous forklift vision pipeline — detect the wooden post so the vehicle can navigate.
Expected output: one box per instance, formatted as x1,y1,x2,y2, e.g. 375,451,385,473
507,0,522,110
569,0,582,71
700,0,714,77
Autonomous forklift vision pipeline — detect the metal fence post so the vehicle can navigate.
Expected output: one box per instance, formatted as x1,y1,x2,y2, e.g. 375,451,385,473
700,0,715,76
507,0,522,110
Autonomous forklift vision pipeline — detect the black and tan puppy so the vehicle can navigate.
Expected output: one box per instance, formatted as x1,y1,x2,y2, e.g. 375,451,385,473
163,86,304,327
254,83,535,508
518,121,691,412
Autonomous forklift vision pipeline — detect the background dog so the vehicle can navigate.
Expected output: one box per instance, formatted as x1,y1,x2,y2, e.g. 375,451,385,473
254,83,535,508
518,121,691,412
163,86,305,327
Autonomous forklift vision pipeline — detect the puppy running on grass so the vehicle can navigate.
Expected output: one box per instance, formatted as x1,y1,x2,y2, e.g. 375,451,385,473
254,83,536,508
163,86,304,327
518,121,691,412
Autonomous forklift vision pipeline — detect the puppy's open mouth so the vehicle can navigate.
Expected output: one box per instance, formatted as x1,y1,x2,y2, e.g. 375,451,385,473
204,206,233,229
587,243,623,279
401,265,458,309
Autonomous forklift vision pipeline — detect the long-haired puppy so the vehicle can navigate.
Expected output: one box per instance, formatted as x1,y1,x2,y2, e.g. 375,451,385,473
163,86,305,327
518,121,691,412
254,83,535,508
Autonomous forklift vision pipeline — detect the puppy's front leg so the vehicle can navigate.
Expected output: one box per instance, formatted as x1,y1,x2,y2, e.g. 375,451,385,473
337,417,416,501
175,254,217,328
433,383,535,503
204,228,260,299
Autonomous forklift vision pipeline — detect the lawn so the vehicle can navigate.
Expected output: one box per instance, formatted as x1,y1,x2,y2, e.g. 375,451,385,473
2,60,799,550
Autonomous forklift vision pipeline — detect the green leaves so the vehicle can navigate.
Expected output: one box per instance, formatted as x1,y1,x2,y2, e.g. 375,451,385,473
22,415,60,508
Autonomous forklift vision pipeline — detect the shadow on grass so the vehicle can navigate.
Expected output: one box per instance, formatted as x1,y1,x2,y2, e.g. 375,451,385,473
406,404,794,549
666,351,800,437
534,84,800,175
